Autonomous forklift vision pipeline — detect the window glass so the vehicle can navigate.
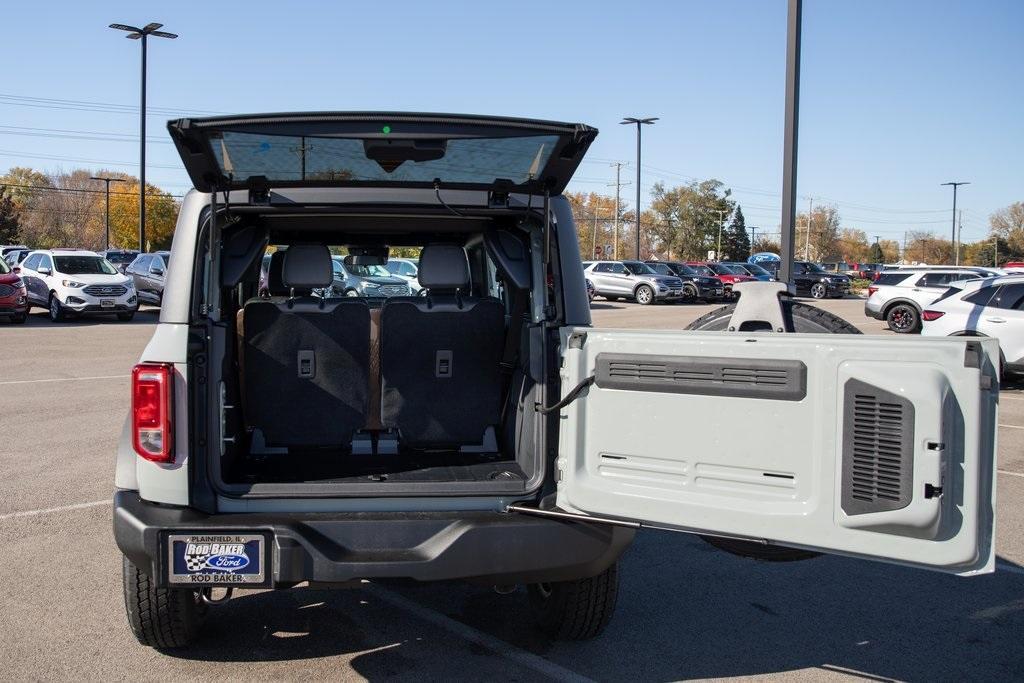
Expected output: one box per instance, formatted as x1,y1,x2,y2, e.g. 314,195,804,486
0,258,9,274
875,272,909,286
916,272,955,287
149,257,166,274
993,283,1024,310
133,255,152,271
53,256,116,275
401,262,417,277
648,263,673,275
594,263,611,273
610,263,626,274
793,263,806,274
38,254,53,271
691,264,715,277
22,254,40,270
623,261,654,275
963,286,1000,308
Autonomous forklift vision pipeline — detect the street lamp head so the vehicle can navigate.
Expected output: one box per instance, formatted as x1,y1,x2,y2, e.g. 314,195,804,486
109,23,143,34
620,117,659,125
941,181,971,187
142,22,163,32
110,22,177,39
150,31,178,39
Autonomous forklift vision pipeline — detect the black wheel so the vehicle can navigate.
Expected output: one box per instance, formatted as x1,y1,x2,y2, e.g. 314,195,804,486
48,295,65,322
635,284,655,305
122,556,206,649
117,312,135,321
604,295,619,302
681,283,698,302
529,562,619,641
687,299,863,335
724,285,734,299
809,282,828,299
885,303,920,334
686,300,861,561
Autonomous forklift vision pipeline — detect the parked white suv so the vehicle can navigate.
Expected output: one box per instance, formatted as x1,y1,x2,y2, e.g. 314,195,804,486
921,275,1024,376
18,249,138,321
864,268,986,333
114,111,999,650
384,257,423,294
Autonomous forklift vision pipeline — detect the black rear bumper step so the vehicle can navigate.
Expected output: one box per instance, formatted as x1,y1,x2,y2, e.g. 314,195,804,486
113,490,634,588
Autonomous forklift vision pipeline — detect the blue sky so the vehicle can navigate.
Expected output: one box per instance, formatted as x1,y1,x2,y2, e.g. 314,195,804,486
1,0,1020,242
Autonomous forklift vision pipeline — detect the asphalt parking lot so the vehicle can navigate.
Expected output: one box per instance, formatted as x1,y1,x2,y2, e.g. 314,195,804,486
2,299,1023,681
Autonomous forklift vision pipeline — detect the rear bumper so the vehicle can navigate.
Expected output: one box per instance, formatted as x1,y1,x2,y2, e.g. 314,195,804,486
864,301,885,319
113,490,635,587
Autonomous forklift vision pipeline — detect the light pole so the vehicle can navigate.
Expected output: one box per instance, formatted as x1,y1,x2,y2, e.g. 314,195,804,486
620,117,657,259
90,176,125,250
941,181,969,262
109,22,177,252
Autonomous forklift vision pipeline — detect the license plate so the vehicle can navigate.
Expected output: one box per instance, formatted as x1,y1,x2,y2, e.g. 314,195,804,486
166,533,268,586
100,299,115,308
715,289,723,295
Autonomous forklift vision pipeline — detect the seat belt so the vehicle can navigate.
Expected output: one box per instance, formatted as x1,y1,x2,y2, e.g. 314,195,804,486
500,288,529,375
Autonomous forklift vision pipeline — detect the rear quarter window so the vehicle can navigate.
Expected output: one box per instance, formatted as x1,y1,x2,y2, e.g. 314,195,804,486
874,272,911,286
963,286,1000,308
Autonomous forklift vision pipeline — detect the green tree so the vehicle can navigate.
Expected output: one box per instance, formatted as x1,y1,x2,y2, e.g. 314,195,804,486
647,180,734,260
721,205,750,260
0,186,20,243
869,241,884,262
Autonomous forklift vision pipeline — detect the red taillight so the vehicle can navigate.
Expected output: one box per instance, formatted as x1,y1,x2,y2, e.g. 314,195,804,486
922,310,945,321
132,363,173,463
867,286,878,297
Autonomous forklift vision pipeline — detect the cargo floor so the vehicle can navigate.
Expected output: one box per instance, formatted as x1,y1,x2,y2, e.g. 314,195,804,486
225,450,526,485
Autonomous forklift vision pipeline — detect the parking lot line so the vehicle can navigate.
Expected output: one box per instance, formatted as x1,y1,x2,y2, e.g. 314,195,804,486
999,424,1024,431
0,499,111,521
0,374,128,386
366,583,595,683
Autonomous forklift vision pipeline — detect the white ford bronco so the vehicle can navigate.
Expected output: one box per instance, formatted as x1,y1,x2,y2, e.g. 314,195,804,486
115,112,999,648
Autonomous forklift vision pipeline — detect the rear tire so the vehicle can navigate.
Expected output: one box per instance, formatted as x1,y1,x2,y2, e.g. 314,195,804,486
122,556,206,649
681,283,698,302
885,303,920,333
529,562,619,641
686,300,860,561
810,282,828,299
635,285,655,305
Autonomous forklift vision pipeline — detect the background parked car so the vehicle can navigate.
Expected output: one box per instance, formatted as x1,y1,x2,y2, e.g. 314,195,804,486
723,261,776,281
686,261,756,298
98,249,140,274
791,260,850,299
922,275,1024,376
865,268,981,333
0,256,28,323
125,251,170,306
18,249,137,321
330,256,411,297
1,244,29,259
845,262,883,280
383,257,423,294
4,248,30,267
647,260,724,301
585,260,684,304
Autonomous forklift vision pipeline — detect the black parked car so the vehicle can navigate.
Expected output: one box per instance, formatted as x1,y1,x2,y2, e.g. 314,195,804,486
125,251,171,306
645,260,724,301
793,260,850,299
98,249,140,274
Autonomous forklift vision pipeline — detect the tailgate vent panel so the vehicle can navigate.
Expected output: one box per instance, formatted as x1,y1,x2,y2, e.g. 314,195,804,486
595,354,806,400
841,379,914,515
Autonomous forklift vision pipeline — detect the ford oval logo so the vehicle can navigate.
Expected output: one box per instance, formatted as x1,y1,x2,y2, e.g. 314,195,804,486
204,553,250,571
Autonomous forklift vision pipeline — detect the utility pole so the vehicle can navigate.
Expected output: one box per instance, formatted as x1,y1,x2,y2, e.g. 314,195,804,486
592,213,599,260
955,210,963,265
715,209,727,260
607,163,629,260
902,231,909,264
749,226,758,249
941,181,970,262
803,197,813,260
621,117,658,259
90,176,126,250
993,235,998,267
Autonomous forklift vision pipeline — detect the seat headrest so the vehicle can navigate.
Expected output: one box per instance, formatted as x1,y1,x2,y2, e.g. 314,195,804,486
265,251,288,296
418,245,469,290
282,245,333,290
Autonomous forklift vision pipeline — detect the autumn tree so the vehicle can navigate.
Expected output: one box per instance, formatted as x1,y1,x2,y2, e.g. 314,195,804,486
108,181,179,251
752,236,780,254
989,202,1024,257
646,180,734,260
904,231,952,264
795,204,841,261
833,228,870,262
0,186,20,243
566,192,623,259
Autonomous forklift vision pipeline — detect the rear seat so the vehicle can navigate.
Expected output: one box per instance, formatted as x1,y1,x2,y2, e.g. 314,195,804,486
242,245,370,448
379,245,505,447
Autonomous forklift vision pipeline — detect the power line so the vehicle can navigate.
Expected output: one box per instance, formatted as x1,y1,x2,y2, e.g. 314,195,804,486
0,181,184,198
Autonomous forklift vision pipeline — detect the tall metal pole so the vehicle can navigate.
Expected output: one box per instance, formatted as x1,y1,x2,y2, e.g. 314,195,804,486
716,209,726,260
139,33,147,252
941,181,969,263
803,196,812,260
634,125,642,259
779,0,802,284
956,210,963,265
91,176,125,250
